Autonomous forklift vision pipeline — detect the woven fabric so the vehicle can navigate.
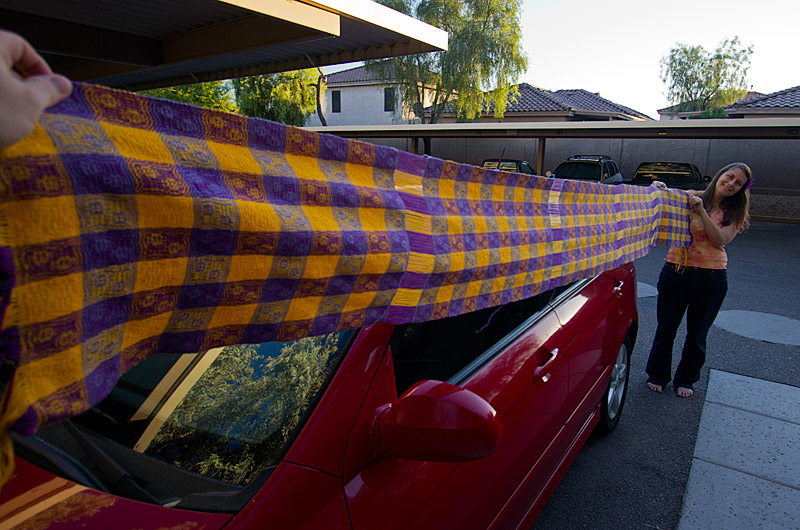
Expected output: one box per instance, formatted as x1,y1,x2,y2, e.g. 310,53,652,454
0,82,691,481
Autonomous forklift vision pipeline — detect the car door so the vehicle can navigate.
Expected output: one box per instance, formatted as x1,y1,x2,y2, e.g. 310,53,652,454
552,266,632,442
343,291,572,530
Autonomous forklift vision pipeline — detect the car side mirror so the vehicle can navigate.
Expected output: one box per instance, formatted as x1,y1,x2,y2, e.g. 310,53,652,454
376,380,502,462
704,175,711,182
545,171,552,177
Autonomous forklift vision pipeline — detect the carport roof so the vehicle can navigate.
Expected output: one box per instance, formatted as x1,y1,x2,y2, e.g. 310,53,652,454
1,0,448,90
307,117,800,140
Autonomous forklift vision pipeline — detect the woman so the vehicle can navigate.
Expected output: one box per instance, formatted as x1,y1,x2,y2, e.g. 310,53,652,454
646,162,752,397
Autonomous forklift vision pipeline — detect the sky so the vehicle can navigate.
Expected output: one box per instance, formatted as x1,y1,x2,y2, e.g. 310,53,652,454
519,0,799,119
327,0,798,120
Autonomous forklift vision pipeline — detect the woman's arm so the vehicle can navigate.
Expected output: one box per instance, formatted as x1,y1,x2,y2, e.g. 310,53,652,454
688,195,739,246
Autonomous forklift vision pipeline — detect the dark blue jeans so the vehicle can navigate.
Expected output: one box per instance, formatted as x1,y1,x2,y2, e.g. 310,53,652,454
646,262,728,390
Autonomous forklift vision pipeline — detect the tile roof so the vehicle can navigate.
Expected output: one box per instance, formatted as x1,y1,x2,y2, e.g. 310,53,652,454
551,88,650,119
733,91,766,104
726,85,800,110
659,87,799,115
452,83,651,120
324,64,395,84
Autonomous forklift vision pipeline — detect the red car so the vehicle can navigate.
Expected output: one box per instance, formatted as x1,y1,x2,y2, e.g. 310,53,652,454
2,263,638,530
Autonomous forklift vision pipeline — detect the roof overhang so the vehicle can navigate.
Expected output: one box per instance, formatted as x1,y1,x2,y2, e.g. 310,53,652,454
1,0,448,90
307,118,800,140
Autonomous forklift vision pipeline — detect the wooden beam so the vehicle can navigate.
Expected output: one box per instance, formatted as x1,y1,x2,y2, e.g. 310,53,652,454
0,9,160,67
161,15,332,64
536,138,546,176
222,0,340,36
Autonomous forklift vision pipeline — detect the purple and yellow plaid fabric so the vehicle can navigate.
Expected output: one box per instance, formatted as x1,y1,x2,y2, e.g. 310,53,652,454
0,82,691,481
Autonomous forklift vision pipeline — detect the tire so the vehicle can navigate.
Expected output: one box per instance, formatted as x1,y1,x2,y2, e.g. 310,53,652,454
596,336,631,434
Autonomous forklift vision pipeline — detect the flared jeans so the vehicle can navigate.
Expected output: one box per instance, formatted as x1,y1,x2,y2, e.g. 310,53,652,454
646,262,728,389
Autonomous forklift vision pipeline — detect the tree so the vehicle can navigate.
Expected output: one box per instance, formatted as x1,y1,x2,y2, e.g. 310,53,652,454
660,37,753,114
367,0,528,143
139,81,237,113
232,70,320,126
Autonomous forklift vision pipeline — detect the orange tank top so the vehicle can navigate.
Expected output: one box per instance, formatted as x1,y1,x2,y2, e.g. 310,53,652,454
666,208,728,269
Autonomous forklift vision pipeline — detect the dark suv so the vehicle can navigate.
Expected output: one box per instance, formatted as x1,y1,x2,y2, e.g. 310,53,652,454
549,155,623,185
631,162,710,190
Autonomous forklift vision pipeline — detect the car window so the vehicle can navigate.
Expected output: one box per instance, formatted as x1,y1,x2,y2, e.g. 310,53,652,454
553,161,601,181
389,290,557,394
520,162,535,174
68,331,355,487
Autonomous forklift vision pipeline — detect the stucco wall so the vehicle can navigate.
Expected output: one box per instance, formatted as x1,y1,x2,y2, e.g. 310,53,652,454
355,136,799,195
307,85,403,127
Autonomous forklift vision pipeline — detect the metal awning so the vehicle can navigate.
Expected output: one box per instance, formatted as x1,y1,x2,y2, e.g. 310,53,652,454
1,0,448,90
306,118,800,175
306,118,800,140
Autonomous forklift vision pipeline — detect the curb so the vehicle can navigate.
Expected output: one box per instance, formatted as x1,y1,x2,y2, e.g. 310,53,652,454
750,216,800,225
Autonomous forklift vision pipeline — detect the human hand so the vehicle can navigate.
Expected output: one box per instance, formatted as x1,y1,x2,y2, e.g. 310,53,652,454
688,194,704,214
651,180,667,190
0,30,72,149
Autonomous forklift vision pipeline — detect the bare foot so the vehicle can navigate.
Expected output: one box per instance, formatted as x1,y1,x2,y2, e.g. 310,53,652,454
676,387,693,398
646,382,663,393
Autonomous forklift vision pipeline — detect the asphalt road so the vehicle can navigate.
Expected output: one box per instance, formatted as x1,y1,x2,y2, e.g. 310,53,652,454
530,221,800,530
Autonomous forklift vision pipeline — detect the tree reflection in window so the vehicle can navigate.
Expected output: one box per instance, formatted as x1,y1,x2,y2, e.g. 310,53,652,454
144,331,351,485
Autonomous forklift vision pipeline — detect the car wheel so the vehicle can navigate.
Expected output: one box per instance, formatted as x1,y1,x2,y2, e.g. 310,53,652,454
596,336,631,434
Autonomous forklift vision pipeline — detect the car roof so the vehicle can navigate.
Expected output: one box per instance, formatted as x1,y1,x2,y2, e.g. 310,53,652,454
565,155,613,162
635,162,699,170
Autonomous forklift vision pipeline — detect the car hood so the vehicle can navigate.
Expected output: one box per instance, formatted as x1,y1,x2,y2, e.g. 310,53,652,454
0,458,232,530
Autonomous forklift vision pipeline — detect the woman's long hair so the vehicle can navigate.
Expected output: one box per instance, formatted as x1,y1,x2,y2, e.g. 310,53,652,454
701,162,752,231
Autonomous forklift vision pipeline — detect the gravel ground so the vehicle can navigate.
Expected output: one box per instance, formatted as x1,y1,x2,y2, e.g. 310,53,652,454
748,194,800,220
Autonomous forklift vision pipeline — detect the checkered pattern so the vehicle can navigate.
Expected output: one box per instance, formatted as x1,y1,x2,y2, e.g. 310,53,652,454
0,83,691,481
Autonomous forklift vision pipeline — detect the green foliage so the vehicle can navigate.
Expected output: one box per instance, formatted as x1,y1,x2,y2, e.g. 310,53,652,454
660,36,752,114
144,333,343,485
688,105,729,119
232,70,319,126
368,0,528,125
139,81,237,113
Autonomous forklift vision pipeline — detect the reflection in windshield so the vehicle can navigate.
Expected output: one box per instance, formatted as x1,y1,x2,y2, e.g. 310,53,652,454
132,332,349,485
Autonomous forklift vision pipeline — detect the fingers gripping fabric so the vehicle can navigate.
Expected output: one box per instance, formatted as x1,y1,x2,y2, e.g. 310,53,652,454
0,82,691,483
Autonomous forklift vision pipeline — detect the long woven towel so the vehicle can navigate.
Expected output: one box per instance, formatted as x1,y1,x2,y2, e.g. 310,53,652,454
0,82,692,484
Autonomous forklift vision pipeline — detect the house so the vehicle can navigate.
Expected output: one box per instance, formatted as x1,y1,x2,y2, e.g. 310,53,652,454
308,66,652,126
306,65,434,127
656,87,800,120
431,83,652,122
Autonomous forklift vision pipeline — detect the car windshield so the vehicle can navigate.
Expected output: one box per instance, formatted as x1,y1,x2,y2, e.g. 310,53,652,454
483,160,519,172
634,163,693,181
553,161,601,181
30,330,354,500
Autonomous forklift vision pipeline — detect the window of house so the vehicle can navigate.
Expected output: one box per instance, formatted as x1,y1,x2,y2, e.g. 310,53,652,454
384,87,395,112
331,90,341,113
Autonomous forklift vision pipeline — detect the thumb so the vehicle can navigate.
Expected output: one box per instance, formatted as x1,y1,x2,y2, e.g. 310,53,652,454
22,74,72,110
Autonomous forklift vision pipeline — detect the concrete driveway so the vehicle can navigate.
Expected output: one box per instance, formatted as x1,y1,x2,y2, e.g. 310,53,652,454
531,221,800,530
